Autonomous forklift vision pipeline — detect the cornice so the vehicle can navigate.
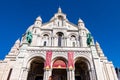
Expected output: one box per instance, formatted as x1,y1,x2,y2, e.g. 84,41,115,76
26,47,91,54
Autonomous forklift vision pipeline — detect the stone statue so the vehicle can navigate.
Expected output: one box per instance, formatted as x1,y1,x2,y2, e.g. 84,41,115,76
87,33,92,46
26,31,33,44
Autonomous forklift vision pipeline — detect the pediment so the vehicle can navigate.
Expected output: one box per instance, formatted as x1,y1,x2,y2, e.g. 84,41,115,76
41,20,78,31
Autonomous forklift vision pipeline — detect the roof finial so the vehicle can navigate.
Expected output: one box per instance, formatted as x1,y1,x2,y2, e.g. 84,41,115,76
58,7,62,13
36,16,42,21
78,18,84,23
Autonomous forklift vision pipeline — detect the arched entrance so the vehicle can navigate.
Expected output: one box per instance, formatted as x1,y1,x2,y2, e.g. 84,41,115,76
75,57,90,80
52,58,67,80
27,57,44,80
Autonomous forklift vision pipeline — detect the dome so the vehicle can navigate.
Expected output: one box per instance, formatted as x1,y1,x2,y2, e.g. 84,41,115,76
26,25,34,33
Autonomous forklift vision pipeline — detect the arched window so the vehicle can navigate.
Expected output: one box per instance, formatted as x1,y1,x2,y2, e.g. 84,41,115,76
71,35,76,47
56,32,64,47
71,35,76,40
42,34,49,46
58,16,63,27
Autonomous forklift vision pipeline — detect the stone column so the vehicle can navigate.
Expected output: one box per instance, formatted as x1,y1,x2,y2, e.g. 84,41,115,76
76,37,78,47
20,67,29,80
63,37,66,46
65,37,67,47
48,37,51,46
68,69,75,80
89,68,97,80
51,37,52,46
43,69,52,80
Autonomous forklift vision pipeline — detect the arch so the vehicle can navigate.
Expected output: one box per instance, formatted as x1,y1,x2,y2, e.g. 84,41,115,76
23,53,46,68
43,34,49,37
74,57,91,80
27,56,45,68
74,57,91,70
52,57,68,67
52,57,67,80
27,57,45,80
74,54,93,68
56,32,64,36
42,33,49,39
71,35,76,40
68,33,78,38
41,32,50,37
52,58,67,69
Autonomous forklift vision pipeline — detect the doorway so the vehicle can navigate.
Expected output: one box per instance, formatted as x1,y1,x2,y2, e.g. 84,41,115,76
35,76,43,80
75,58,90,80
52,69,67,80
27,58,44,80
52,59,67,80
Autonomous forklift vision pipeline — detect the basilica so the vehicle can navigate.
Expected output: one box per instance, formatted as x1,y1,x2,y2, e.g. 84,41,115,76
0,8,118,80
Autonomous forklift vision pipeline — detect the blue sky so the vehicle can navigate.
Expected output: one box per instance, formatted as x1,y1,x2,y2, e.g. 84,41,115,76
0,0,120,67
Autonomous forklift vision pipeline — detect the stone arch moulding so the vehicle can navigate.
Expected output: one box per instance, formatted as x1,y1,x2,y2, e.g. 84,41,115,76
23,53,46,68
74,57,91,80
54,31,66,37
68,33,78,38
74,56,92,70
56,32,64,36
41,32,51,37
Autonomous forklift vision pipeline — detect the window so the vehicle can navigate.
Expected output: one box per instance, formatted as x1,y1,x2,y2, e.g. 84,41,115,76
7,68,12,80
71,35,76,40
44,41,46,46
58,36,62,47
56,32,64,47
73,42,75,47
58,16,63,27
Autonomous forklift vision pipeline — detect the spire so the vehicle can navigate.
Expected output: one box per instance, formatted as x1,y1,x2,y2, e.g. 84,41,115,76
36,16,42,21
58,7,62,13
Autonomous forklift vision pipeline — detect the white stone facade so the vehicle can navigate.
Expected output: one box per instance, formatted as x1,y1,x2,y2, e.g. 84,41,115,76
0,8,118,80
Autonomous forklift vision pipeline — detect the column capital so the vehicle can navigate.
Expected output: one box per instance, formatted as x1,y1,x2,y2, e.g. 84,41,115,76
67,67,75,71
44,67,51,71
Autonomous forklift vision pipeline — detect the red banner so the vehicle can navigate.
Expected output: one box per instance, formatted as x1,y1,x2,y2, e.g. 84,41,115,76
45,51,52,69
68,51,74,69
